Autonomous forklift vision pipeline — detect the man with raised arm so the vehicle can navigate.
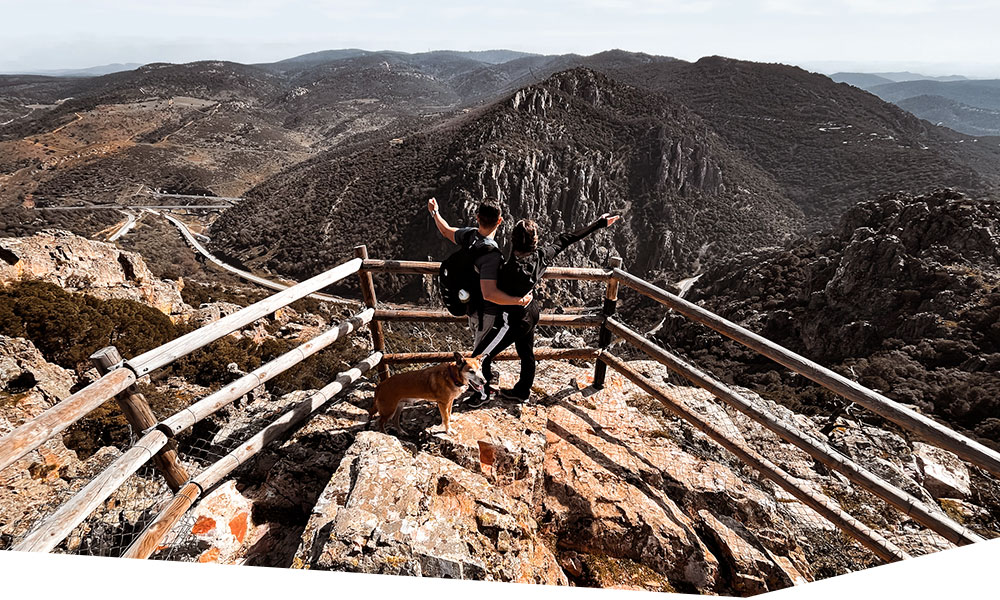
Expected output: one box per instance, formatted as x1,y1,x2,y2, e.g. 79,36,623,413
427,197,532,406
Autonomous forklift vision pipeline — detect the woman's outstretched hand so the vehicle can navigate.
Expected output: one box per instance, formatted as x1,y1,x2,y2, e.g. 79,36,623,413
600,213,621,227
427,197,439,214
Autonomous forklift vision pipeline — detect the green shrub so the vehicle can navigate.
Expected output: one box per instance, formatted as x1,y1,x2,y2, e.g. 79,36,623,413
0,280,176,371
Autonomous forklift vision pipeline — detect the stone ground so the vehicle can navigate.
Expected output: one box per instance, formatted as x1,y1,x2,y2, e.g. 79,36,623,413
141,357,979,595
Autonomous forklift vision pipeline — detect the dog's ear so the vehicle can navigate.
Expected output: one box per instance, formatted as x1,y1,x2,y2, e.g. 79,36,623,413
453,351,465,365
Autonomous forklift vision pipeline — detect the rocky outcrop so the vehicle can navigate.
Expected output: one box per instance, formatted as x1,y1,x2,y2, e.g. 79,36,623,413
912,442,971,500
275,361,926,593
294,431,566,584
0,230,190,318
671,189,1000,452
0,336,96,547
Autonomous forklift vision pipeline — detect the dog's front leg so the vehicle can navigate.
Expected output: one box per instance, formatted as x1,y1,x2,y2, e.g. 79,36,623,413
438,398,455,436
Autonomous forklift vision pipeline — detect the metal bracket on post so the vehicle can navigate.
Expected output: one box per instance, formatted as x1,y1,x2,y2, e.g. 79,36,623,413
354,245,391,383
90,346,189,492
593,256,622,389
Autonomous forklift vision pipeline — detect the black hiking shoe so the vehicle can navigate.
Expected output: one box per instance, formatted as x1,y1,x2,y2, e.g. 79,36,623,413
465,390,492,408
499,388,530,403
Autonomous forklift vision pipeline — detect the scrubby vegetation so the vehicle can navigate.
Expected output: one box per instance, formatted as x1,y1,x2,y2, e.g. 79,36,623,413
0,280,175,370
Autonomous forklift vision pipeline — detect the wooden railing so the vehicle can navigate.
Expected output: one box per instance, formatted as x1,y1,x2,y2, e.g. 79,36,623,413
3,246,997,564
3,258,370,552
610,268,1000,481
0,258,364,473
354,249,993,558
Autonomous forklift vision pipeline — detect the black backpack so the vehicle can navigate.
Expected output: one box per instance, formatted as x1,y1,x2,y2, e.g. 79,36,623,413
498,251,543,299
439,232,499,316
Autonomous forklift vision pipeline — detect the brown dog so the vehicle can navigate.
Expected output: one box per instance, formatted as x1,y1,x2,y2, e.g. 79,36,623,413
368,352,486,436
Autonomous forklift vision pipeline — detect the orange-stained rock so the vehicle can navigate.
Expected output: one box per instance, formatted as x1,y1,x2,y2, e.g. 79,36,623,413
198,547,221,563
229,512,249,544
151,481,257,564
191,516,216,535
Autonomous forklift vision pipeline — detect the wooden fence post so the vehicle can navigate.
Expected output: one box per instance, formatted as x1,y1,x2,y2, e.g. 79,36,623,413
90,347,189,491
354,245,391,382
593,256,622,389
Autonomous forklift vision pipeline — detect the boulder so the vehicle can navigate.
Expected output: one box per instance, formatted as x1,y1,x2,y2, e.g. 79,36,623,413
0,230,189,318
698,510,809,594
294,431,566,584
912,442,971,499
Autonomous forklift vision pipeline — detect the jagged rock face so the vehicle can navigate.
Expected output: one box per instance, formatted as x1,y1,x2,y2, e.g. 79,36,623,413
664,189,1000,448
537,372,819,591
295,430,567,584
211,68,802,294
0,230,190,318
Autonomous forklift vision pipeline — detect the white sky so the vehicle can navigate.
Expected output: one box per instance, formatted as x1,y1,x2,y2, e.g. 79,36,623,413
2,0,998,77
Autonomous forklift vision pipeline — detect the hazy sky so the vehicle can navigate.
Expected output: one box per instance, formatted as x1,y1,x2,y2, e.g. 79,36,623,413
3,0,998,76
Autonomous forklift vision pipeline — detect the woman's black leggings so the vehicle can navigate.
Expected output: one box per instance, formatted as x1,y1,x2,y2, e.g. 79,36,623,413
470,311,537,400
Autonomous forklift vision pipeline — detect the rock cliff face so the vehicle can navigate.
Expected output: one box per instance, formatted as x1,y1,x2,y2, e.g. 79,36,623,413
0,336,113,548
654,188,1000,452
210,68,802,295
0,230,189,319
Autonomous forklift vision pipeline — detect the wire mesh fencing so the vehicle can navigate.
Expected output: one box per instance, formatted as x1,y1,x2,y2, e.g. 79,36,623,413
605,304,996,565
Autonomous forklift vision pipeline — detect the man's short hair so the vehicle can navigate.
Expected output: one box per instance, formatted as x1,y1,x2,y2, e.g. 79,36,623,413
512,219,538,253
476,199,502,228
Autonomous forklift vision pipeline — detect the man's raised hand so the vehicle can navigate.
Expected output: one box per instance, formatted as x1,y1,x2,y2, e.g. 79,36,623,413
428,197,439,214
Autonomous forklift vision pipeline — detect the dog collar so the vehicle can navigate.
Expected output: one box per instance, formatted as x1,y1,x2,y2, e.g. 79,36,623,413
448,364,465,388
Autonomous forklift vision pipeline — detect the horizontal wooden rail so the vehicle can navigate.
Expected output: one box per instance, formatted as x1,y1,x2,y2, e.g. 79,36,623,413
14,430,170,553
598,351,909,563
382,347,598,364
194,352,382,489
374,308,602,328
129,257,363,376
613,268,1000,479
361,259,610,281
160,308,374,435
0,368,136,473
163,212,352,305
123,352,382,560
606,318,982,547
122,482,201,560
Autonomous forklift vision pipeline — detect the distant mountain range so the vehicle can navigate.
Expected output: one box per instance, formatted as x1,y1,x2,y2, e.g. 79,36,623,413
831,71,968,87
2,49,998,288
12,63,143,77
832,72,1000,136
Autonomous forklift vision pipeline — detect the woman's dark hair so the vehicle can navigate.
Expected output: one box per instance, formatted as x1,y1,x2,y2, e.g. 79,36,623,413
512,219,538,253
476,199,502,228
